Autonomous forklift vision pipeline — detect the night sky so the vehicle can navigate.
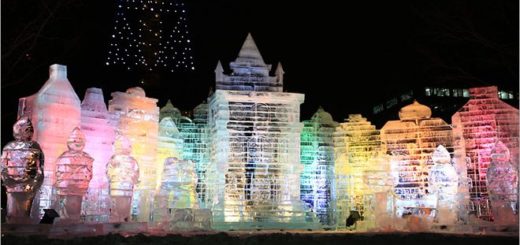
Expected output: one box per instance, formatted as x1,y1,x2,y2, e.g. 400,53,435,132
1,0,518,145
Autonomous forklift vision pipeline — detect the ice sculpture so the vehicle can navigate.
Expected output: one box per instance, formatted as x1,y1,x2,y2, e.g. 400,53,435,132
80,88,114,223
108,87,159,221
156,117,184,189
1,117,44,223
300,107,337,225
452,86,519,220
192,102,210,205
333,114,392,230
106,134,140,223
206,33,313,229
487,141,518,226
428,145,459,226
53,127,94,224
153,157,209,230
17,64,81,216
381,101,454,223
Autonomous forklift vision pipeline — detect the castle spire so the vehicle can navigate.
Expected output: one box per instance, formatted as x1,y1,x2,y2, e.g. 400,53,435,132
237,33,265,65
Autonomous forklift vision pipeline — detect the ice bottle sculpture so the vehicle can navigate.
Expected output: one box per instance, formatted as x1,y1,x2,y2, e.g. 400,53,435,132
300,107,337,225
106,134,140,223
452,86,519,220
333,114,391,230
1,117,44,224
53,127,94,224
428,145,459,226
108,87,159,222
487,141,518,226
81,87,114,223
381,101,454,221
17,64,81,216
206,33,313,229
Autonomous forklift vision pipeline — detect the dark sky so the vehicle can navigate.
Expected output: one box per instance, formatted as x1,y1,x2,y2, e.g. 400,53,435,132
1,0,518,144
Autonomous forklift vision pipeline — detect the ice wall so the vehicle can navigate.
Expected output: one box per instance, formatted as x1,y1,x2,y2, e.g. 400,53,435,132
108,87,159,222
300,107,337,225
333,114,392,230
452,86,519,220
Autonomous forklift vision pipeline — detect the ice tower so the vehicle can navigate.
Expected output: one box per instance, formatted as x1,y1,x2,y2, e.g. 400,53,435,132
452,86,519,220
206,33,311,229
108,87,159,222
300,107,337,225
17,64,81,216
381,101,454,218
80,88,114,223
333,114,392,229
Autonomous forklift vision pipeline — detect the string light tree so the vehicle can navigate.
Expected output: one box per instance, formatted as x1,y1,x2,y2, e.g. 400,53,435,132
106,0,196,85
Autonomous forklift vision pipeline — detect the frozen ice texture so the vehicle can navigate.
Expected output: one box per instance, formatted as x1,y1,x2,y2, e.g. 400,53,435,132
452,86,519,220
206,34,314,229
1,117,44,223
486,141,518,226
108,87,159,221
300,107,337,225
381,101,454,221
53,127,94,223
106,134,140,223
428,145,459,226
333,114,392,230
80,87,114,223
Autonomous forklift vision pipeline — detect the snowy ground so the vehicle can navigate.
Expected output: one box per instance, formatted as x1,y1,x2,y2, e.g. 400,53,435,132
2,231,518,245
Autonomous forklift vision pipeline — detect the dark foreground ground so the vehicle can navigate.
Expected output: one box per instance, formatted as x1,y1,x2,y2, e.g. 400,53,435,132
2,232,519,245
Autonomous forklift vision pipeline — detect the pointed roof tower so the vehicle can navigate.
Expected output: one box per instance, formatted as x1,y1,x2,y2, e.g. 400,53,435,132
235,33,266,66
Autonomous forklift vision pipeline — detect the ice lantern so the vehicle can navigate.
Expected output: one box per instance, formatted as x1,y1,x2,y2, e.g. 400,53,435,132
486,141,518,226
17,64,82,216
452,86,519,220
381,101,454,219
1,117,44,224
107,134,140,223
53,127,94,224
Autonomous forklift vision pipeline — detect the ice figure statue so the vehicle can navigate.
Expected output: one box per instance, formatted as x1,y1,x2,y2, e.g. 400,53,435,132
153,157,211,230
108,87,159,222
381,101,453,228
334,114,392,230
16,64,81,217
428,145,459,226
107,134,140,223
156,117,184,189
206,33,315,230
53,127,93,224
300,107,337,225
81,88,114,223
487,141,518,226
452,86,519,220
1,117,44,224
